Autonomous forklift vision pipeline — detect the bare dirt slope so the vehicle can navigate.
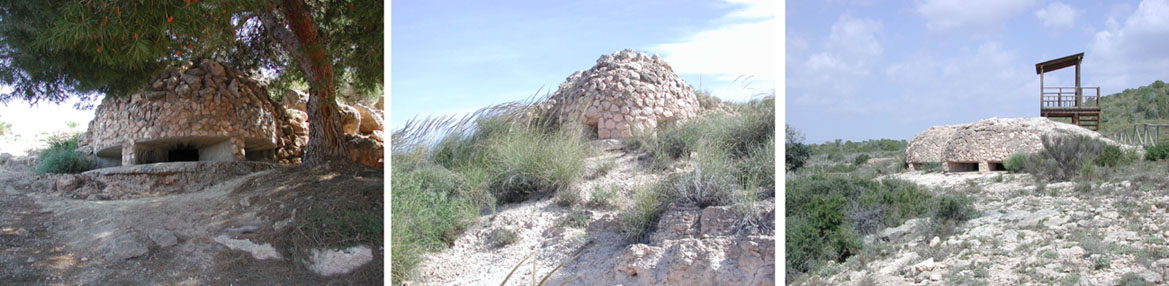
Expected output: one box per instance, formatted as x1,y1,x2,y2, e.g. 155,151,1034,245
0,162,383,286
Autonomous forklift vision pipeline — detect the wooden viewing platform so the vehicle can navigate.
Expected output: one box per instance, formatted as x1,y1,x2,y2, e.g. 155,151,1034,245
1037,53,1100,131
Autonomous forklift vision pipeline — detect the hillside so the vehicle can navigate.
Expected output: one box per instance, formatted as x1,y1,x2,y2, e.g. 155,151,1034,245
1099,80,1169,136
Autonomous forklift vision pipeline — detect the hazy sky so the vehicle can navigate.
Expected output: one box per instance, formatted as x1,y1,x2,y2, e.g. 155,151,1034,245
391,0,776,130
787,0,1169,144
0,95,95,155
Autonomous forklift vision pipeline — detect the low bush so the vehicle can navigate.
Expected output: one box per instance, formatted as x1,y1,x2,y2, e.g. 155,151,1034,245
1004,153,1028,172
1024,135,1106,182
587,184,616,208
490,228,519,247
1096,144,1129,167
916,162,942,173
934,193,977,222
554,187,581,207
786,174,933,276
1146,143,1169,161
787,125,812,172
35,134,94,174
1117,272,1151,286
559,211,590,228
853,154,871,166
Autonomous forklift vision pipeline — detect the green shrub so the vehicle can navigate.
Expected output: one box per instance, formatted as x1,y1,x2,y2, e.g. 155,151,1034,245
1025,135,1105,182
1004,153,1028,172
934,194,977,222
853,154,871,166
786,174,933,276
916,162,942,173
490,228,518,247
587,184,616,208
554,187,581,207
1146,143,1169,161
787,124,811,171
559,211,590,228
1117,272,1151,286
1096,144,1129,167
35,134,94,174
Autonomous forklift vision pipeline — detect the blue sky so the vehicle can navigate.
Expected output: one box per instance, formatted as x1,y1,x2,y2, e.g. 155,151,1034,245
787,0,1169,144
390,0,776,130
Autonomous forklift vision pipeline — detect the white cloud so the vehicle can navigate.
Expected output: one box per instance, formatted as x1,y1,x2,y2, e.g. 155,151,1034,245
787,13,882,108
881,42,1038,127
1088,0,1169,94
651,0,775,101
915,0,1036,34
1035,2,1080,29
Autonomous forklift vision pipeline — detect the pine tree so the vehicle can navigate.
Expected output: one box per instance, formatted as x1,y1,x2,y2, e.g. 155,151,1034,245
0,0,383,166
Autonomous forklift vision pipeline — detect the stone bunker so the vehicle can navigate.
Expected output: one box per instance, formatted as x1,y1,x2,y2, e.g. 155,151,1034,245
79,60,298,167
546,49,701,139
906,117,1128,173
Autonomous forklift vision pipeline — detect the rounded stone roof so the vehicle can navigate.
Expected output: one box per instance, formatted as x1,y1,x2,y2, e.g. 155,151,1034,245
79,60,289,162
546,49,700,139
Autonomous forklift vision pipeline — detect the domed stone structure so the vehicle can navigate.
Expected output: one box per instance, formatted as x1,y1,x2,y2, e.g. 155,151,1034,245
78,60,303,167
906,117,1130,173
547,49,701,139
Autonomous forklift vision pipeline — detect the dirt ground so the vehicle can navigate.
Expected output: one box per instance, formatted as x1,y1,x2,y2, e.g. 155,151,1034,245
0,161,383,286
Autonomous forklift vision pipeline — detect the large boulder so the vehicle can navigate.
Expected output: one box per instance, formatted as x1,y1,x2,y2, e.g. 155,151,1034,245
354,104,383,134
339,104,361,135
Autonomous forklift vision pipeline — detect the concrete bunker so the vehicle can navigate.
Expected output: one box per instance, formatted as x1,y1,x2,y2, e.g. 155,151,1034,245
907,118,1130,174
93,136,276,166
78,60,297,167
947,162,980,173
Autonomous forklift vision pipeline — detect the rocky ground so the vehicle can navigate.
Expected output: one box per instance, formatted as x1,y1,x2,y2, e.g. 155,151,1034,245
402,141,775,285
806,168,1169,286
0,158,383,285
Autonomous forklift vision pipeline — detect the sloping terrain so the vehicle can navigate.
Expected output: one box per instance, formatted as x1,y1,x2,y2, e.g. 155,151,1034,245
806,168,1169,285
403,145,775,285
0,161,383,285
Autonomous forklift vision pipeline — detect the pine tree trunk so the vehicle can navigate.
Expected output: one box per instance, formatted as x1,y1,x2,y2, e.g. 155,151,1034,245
279,0,348,166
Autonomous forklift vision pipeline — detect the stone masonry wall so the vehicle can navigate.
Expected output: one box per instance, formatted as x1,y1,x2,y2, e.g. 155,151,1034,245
906,117,1132,173
547,49,701,139
79,60,304,165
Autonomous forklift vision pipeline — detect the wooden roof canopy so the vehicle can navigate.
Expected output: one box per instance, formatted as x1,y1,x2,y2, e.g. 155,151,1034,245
1035,52,1084,74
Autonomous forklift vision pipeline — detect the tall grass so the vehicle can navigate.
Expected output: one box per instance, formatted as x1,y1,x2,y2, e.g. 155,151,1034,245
617,96,775,241
390,93,592,285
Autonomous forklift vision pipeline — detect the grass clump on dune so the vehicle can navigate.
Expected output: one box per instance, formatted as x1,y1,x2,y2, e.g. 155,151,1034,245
390,97,592,285
618,95,776,241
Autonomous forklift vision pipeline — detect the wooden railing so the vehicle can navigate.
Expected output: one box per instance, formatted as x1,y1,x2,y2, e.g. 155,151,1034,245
1041,87,1100,109
1112,123,1169,147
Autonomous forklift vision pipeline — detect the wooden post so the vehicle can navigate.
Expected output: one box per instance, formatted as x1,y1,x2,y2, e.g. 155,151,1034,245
1075,60,1082,107
1039,68,1044,109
